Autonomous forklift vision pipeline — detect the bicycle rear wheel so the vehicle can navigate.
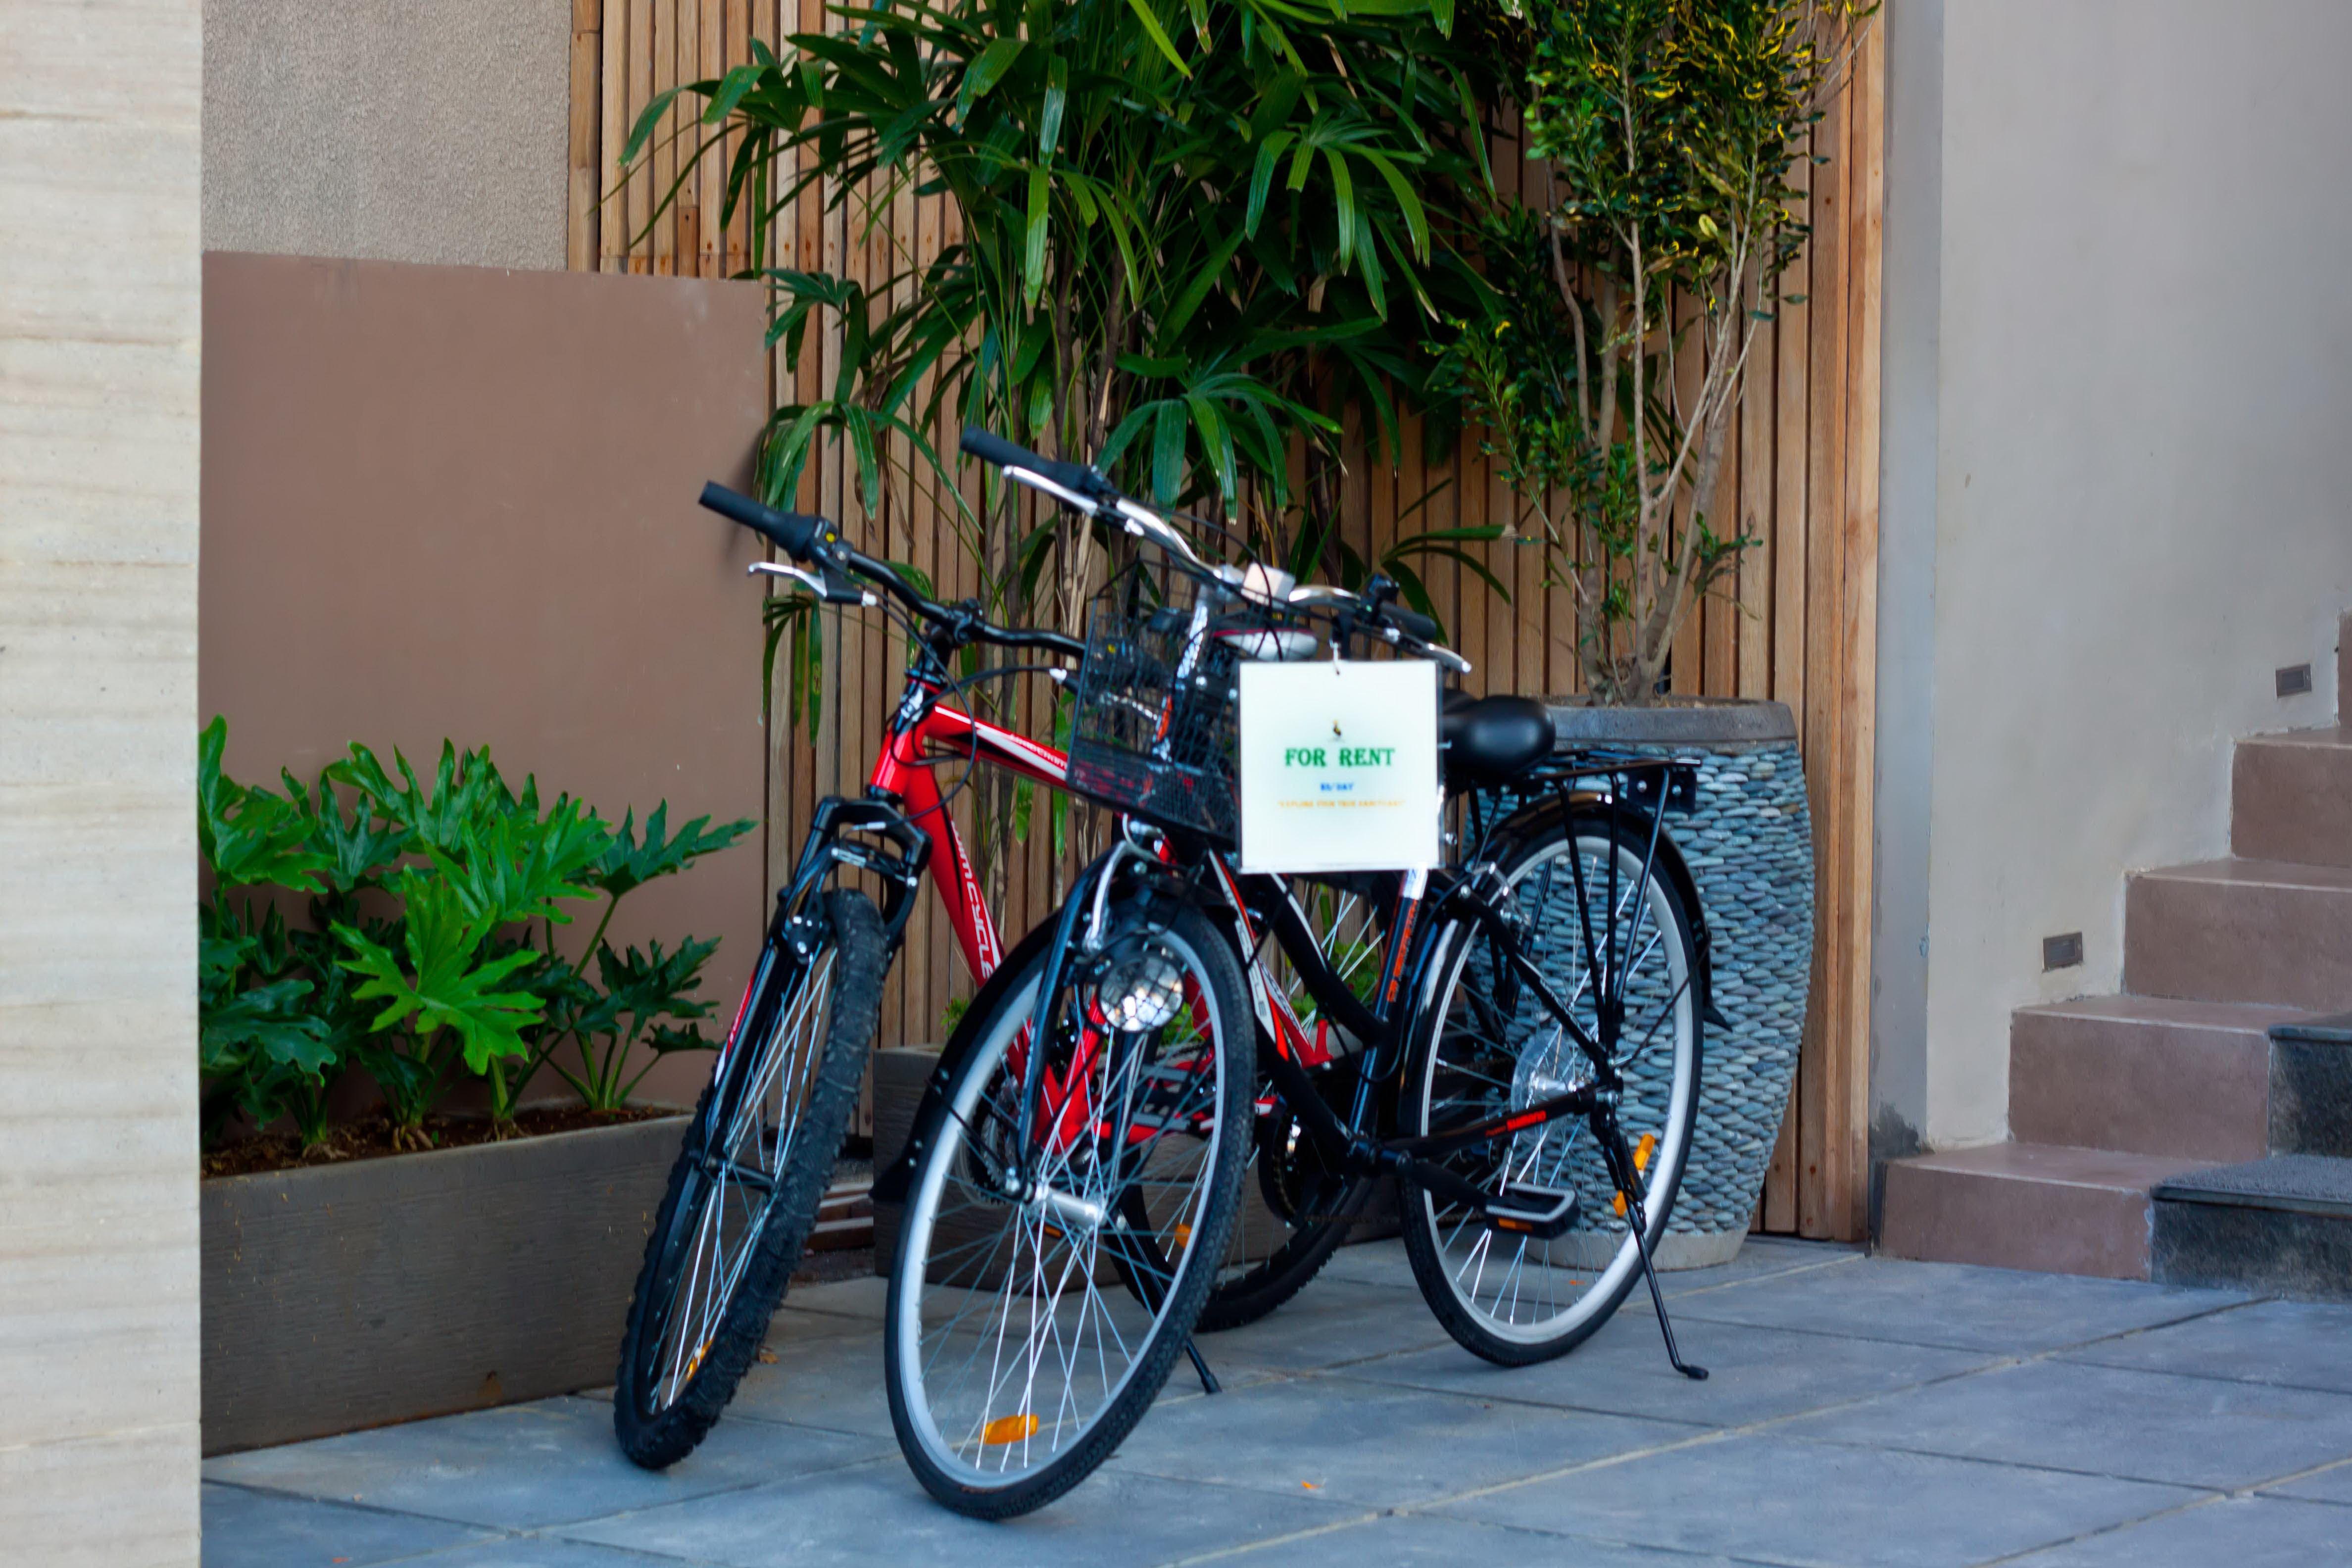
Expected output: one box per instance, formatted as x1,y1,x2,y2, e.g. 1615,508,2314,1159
613,887,886,1467
883,896,1250,1517
1200,874,1388,1332
1400,810,1702,1364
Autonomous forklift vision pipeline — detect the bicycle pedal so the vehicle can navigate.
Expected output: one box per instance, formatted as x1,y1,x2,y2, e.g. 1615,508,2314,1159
1477,1182,1580,1240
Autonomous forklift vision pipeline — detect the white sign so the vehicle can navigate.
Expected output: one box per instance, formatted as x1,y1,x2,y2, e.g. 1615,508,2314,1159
1236,659,1441,873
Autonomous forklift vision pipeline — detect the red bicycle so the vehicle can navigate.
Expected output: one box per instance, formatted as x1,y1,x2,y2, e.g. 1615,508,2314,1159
613,481,1089,1469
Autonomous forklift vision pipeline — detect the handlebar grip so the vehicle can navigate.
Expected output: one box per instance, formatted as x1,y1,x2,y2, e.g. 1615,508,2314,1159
1380,603,1443,645
959,425,1108,504
958,425,1037,471
699,483,826,562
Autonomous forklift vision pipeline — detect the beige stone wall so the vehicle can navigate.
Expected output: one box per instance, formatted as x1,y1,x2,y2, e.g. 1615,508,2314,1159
0,1,203,1564
1873,0,2352,1150
203,0,571,270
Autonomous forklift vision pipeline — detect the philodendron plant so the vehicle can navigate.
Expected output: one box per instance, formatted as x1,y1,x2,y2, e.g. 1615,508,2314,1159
197,718,752,1151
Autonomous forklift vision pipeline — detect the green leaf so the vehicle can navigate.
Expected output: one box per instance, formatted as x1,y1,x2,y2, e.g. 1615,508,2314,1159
199,717,329,893
1123,0,1192,77
1024,165,1050,306
335,871,545,1075
593,804,755,902
956,36,1026,120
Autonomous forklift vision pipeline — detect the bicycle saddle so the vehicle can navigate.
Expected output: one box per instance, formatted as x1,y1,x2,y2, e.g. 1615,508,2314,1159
1440,691,1554,788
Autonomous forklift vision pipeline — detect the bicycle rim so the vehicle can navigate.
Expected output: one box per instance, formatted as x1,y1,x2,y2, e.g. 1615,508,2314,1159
891,922,1236,1499
1409,822,1699,1349
636,936,844,1414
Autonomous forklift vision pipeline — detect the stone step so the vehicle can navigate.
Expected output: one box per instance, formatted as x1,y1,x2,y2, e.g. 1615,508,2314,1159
2008,996,2297,1162
1878,1143,2208,1281
2233,728,2352,868
2122,858,2352,1011
2153,1153,2352,1301
2269,1012,2352,1156
808,1172,873,1253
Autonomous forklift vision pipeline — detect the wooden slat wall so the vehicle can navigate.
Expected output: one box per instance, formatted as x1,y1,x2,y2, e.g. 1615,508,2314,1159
570,9,1884,1239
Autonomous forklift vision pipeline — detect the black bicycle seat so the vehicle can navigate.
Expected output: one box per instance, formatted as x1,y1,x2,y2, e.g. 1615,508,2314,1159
1440,692,1554,788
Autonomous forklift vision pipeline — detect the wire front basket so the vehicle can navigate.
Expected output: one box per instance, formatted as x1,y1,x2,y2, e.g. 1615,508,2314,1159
1066,558,1309,844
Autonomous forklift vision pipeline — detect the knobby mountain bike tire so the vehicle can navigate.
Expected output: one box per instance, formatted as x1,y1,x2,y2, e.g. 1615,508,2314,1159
1400,809,1704,1364
613,887,886,1468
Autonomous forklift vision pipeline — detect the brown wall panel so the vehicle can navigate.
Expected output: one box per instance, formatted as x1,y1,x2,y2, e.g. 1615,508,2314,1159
200,252,773,1109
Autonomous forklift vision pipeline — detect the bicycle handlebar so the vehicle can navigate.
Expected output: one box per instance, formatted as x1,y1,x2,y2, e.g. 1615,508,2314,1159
958,426,1114,506
698,483,828,561
699,480,1083,663
955,427,1468,672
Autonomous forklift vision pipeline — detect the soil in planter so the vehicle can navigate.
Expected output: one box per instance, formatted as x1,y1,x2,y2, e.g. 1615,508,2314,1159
202,1105,679,1179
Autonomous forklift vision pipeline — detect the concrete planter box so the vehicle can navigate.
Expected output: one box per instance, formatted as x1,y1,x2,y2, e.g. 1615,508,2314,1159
1531,697,1815,1268
201,1114,688,1455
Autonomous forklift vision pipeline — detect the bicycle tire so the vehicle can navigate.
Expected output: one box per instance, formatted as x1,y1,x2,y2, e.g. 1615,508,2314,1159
1199,874,1390,1332
1399,809,1703,1365
613,886,886,1468
883,895,1251,1517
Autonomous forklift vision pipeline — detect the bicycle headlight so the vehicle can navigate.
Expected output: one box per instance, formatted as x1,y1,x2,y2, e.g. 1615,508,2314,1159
1085,941,1185,1033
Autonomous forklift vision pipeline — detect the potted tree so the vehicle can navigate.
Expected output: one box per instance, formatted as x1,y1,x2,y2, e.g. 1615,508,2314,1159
1434,0,1872,1262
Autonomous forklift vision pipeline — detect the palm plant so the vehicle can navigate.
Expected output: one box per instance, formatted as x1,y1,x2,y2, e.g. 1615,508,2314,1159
625,0,1497,626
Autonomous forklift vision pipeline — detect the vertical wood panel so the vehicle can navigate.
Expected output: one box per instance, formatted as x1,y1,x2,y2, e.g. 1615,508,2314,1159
577,15,1883,1235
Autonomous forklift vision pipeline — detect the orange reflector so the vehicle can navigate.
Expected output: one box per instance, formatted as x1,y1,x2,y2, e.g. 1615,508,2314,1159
981,1413,1040,1446
1612,1192,1627,1218
1174,1223,1192,1251
1635,1133,1656,1172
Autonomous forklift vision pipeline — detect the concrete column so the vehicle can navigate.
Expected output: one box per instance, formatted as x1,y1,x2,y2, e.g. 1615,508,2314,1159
0,2,203,1562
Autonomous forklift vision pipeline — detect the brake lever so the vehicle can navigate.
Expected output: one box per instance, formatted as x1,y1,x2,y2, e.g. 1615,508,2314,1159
749,560,875,607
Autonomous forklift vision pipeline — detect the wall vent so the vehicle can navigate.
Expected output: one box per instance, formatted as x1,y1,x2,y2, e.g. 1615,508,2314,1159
2042,932,2084,971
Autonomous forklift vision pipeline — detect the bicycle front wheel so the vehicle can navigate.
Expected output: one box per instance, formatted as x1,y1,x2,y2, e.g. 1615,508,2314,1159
613,887,886,1468
1400,810,1702,1364
884,897,1250,1518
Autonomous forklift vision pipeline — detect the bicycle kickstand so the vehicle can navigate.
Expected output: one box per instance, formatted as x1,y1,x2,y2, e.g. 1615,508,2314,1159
1622,1187,1708,1381
1184,1338,1221,1396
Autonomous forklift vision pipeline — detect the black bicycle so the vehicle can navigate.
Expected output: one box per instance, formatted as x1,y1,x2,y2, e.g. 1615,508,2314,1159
875,429,1714,1514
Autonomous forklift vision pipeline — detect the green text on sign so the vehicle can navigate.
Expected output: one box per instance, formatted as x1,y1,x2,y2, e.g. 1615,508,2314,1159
1284,747,1396,768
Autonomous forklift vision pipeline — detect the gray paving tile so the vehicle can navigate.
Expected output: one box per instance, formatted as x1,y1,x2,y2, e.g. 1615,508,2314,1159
1345,1306,1996,1426
204,1396,887,1530
1780,1358,2352,1490
1193,1279,1455,1373
1429,1433,2199,1568
1310,1239,1420,1291
2005,1494,2352,1566
723,1328,891,1439
559,1459,1360,1567
766,1304,873,1344
1673,1255,2246,1352
1307,1235,1858,1303
200,1482,492,1568
1662,1238,1865,1299
1104,1374,1690,1505
386,1543,693,1568
2259,1456,2352,1507
782,1275,887,1322
2061,1298,2352,1394
1233,1511,1756,1566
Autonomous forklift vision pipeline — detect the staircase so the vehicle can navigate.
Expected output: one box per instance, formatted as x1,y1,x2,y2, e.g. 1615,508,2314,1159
1880,616,2352,1289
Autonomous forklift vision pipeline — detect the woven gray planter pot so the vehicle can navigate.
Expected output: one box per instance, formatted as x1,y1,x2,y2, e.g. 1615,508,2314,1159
1487,698,1813,1270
